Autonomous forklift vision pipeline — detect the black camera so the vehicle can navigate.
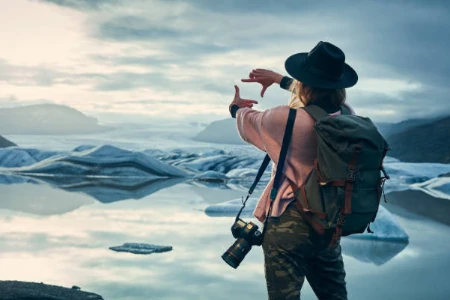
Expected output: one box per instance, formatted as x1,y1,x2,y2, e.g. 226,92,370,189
221,218,263,269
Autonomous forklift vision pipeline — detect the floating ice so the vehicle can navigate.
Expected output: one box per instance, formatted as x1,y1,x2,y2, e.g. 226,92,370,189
193,171,229,183
204,197,259,217
1,145,450,203
348,206,409,242
109,243,173,255
411,177,450,200
383,162,450,195
0,145,188,178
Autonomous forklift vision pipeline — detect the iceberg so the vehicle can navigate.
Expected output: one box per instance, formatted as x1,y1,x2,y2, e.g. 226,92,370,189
347,206,409,241
0,145,188,178
109,243,173,255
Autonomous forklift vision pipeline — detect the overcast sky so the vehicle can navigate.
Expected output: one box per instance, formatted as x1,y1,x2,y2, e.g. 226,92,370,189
0,0,449,124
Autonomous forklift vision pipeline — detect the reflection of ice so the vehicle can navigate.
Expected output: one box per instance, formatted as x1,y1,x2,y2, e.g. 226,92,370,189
205,200,409,242
0,182,94,215
193,171,229,183
109,243,173,255
383,189,450,226
0,174,187,204
341,238,408,266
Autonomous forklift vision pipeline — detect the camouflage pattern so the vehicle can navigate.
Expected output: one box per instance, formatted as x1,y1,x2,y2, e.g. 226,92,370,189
262,203,347,300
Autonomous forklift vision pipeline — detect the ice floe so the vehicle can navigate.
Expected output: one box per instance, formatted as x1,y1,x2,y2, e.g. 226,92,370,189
0,145,188,178
109,243,173,254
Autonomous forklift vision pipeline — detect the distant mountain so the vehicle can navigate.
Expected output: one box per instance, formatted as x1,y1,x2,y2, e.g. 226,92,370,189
386,115,450,163
0,103,112,135
0,135,16,148
375,117,439,137
192,118,245,145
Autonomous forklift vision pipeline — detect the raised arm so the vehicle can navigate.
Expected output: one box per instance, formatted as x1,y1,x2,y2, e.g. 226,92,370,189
241,69,295,96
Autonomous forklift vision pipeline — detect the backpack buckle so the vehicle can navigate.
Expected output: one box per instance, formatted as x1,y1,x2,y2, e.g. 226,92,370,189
337,213,346,226
347,168,357,182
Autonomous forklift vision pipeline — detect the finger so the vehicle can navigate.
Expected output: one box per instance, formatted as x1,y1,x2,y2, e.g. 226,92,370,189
261,86,267,98
241,78,258,82
253,69,270,74
242,99,259,104
234,85,240,97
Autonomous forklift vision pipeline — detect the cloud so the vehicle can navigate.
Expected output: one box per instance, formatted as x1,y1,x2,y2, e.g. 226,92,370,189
38,0,120,11
96,15,184,41
2,0,447,123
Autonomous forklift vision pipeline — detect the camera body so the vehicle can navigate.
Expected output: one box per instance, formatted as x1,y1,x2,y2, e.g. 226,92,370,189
222,218,263,269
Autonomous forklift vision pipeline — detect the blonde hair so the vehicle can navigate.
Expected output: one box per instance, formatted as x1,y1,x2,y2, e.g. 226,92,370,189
288,80,346,109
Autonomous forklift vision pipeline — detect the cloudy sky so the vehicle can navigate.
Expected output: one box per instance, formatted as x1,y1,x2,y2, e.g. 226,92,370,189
0,0,449,124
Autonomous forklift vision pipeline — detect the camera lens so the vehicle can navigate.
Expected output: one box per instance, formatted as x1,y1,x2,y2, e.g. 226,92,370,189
221,238,252,269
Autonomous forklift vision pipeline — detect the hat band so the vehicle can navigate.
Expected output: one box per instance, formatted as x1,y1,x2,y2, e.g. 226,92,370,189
304,60,343,81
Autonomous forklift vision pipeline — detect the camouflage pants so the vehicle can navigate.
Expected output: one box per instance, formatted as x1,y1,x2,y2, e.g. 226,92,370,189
262,203,347,300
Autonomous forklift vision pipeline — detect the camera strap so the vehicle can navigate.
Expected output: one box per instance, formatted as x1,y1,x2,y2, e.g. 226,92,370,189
235,108,297,226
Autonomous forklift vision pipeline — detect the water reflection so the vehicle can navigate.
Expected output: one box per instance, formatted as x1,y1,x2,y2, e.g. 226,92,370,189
340,238,408,266
0,179,450,299
0,174,187,205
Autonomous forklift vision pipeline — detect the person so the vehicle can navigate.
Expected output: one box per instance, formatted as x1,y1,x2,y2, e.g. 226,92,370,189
228,41,358,300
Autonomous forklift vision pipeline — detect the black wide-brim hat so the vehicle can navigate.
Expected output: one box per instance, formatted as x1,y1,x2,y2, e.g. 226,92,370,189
285,41,358,89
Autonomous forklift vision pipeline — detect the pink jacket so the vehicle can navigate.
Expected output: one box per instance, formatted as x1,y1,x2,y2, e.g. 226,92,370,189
236,104,354,222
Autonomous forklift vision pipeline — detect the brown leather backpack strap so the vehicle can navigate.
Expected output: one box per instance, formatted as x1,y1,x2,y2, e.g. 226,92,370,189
344,145,361,214
289,180,327,218
329,209,346,247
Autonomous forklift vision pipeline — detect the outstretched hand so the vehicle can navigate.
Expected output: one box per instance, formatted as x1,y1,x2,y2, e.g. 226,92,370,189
241,69,284,97
230,85,258,109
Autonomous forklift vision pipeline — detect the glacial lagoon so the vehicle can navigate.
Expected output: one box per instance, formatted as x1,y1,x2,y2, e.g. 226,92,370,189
1,128,449,299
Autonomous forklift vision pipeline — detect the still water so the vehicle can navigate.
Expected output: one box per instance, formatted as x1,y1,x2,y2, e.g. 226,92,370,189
0,180,449,300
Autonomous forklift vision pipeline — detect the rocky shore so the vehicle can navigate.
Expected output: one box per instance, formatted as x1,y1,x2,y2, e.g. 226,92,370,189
0,281,103,300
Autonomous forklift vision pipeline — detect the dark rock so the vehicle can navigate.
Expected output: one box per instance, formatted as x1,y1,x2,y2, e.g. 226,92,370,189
0,135,16,148
385,115,450,163
0,280,103,300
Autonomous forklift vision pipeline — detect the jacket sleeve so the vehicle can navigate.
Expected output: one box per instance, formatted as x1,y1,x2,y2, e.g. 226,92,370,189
236,107,266,152
236,106,291,157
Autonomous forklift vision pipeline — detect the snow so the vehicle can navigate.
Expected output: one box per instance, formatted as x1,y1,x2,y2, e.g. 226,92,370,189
109,243,173,255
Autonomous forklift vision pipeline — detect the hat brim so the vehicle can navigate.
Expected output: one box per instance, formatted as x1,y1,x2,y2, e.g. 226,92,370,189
285,53,358,89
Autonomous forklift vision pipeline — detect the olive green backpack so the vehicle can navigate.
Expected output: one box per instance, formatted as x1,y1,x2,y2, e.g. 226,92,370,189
242,105,391,247
283,105,391,246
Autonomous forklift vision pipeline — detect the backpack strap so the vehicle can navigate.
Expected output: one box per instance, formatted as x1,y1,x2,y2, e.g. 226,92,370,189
340,104,352,115
270,108,297,200
302,105,329,121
